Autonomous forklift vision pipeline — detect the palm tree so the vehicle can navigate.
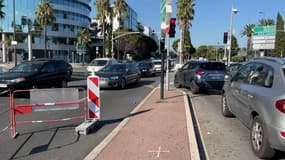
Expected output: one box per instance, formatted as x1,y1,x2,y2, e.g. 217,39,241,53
35,0,56,58
77,28,91,65
259,18,275,26
0,0,5,63
241,24,255,59
176,0,195,63
114,0,128,30
95,0,111,57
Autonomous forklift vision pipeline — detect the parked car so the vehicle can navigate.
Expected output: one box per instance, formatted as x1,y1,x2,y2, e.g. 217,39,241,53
0,59,72,94
95,63,140,89
221,57,285,158
86,58,118,76
136,60,156,77
174,60,226,93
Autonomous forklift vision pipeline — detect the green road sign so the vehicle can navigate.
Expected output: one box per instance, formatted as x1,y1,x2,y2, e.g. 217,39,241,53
253,25,276,36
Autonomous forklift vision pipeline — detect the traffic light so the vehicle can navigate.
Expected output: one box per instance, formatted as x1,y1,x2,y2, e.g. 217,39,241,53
169,18,176,37
223,32,228,44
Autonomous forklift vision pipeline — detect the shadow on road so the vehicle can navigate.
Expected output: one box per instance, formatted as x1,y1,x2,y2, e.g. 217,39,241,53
89,109,152,134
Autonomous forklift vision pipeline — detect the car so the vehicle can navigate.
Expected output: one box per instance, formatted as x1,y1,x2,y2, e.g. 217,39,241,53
224,62,244,80
221,57,285,158
0,59,72,94
174,60,226,93
86,58,118,76
0,66,9,74
152,59,163,73
95,63,140,89
136,60,156,77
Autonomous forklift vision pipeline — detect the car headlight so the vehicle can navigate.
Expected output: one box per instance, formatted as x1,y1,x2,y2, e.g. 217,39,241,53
110,76,119,80
7,77,26,83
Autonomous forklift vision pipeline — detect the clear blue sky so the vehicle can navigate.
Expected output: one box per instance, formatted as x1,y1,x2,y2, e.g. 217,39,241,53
91,0,285,48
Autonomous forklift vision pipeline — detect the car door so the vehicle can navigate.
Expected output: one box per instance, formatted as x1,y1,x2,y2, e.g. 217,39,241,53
227,63,254,120
184,62,198,87
36,62,57,88
175,62,190,86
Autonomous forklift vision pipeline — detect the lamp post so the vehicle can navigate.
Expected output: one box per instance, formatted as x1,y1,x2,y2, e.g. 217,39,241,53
13,0,17,66
228,7,238,66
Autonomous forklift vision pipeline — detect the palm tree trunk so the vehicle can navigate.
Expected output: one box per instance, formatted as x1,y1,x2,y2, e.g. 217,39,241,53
44,25,47,58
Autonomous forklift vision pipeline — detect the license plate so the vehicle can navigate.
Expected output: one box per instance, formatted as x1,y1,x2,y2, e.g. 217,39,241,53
0,84,7,88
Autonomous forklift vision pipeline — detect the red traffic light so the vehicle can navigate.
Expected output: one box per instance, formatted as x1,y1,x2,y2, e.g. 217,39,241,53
223,32,228,44
170,18,176,24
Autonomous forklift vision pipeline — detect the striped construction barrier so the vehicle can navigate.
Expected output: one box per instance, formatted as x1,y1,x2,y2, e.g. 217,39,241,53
87,76,100,120
9,88,88,139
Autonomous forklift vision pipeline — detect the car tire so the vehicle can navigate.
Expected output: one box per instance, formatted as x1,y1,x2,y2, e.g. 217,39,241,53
120,78,126,89
61,79,68,88
221,93,234,117
250,116,276,159
190,80,199,94
174,77,181,88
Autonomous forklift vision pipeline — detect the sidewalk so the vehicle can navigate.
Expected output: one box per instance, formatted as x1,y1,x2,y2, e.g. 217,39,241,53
84,87,200,160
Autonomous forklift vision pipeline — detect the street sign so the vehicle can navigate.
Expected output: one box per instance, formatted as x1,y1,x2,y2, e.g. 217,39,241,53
252,25,276,50
161,0,172,30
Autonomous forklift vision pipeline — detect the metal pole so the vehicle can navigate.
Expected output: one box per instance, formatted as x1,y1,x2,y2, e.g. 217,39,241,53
160,38,165,99
13,0,17,66
228,7,233,66
166,34,170,90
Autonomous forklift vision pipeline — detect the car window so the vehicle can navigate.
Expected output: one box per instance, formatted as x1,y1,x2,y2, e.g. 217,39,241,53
181,62,190,70
10,62,42,73
200,62,226,70
248,63,273,87
42,63,55,73
233,63,254,83
90,60,108,66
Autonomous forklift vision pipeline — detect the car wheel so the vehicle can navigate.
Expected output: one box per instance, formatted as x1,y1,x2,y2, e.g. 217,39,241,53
250,116,276,159
190,80,199,94
61,79,68,88
174,77,181,88
221,93,234,117
120,78,126,89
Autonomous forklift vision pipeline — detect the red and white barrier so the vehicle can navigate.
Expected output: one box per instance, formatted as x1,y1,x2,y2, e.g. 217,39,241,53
87,76,100,120
9,88,88,139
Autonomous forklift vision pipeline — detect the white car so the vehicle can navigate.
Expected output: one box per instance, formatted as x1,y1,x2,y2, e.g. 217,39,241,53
86,58,118,76
152,59,162,73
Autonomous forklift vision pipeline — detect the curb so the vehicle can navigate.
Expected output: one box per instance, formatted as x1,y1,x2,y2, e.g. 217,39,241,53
83,87,157,160
180,90,200,160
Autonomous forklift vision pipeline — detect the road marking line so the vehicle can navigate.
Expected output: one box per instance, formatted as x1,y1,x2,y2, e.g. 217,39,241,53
148,146,170,158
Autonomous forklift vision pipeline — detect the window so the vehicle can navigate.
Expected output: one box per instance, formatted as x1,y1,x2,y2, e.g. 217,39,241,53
233,63,254,83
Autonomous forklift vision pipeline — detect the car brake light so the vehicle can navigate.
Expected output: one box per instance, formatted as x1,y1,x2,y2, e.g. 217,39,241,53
280,132,285,138
275,99,285,113
196,70,205,75
225,70,231,76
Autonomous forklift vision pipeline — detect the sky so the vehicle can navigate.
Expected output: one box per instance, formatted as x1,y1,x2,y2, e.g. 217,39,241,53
90,0,285,48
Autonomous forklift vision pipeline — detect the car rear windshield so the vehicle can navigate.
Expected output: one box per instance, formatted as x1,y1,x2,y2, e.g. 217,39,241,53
90,60,107,66
200,62,226,70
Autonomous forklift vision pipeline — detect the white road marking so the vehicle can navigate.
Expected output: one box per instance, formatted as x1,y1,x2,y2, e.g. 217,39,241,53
148,146,170,158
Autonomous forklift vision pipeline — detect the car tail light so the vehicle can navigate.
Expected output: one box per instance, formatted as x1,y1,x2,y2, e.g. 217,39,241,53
275,99,285,113
280,132,285,138
196,70,205,75
225,70,231,76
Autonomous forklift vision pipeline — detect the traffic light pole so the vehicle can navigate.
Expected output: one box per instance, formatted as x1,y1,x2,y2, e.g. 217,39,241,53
160,38,165,99
166,34,170,91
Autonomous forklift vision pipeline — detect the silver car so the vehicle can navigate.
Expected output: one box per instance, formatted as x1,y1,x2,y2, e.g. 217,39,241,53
222,57,285,158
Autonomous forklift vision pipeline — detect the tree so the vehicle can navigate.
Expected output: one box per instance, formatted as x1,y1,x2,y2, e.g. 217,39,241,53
176,0,195,63
113,0,128,30
241,24,255,59
231,35,239,57
35,0,56,58
95,0,111,57
275,12,285,57
77,28,91,65
259,18,275,26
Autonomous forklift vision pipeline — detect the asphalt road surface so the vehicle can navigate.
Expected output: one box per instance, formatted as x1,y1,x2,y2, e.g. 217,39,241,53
0,73,160,160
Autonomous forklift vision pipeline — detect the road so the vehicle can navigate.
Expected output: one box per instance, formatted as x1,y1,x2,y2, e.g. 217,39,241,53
0,71,160,160
189,89,260,160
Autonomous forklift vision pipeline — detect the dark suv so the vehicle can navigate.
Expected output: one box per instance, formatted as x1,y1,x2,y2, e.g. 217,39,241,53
174,60,226,93
0,59,72,94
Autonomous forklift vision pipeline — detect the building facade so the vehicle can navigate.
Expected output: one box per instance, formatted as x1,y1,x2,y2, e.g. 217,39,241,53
1,0,91,63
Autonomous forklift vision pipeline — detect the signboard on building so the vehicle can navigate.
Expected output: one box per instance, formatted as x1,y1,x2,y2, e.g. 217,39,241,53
252,25,276,50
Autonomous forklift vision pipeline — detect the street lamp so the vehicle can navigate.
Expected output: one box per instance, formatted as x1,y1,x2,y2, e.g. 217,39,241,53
13,0,17,66
228,7,238,66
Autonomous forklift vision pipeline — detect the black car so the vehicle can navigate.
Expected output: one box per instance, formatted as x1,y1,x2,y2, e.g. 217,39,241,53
95,63,140,89
174,60,226,93
0,59,73,94
136,60,156,77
